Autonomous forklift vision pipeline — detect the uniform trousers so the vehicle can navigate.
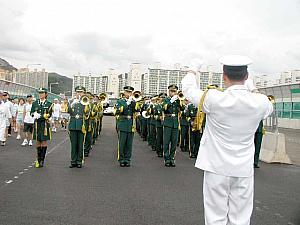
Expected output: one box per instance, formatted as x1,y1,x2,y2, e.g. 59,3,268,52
203,171,253,225
118,131,134,163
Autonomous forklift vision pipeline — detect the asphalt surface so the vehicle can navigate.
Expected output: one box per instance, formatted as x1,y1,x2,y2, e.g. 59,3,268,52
0,116,299,225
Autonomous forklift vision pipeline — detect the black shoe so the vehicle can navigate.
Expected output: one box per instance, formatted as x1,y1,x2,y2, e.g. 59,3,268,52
69,164,77,168
125,162,130,167
120,163,125,167
84,153,89,157
77,164,82,168
170,161,176,167
165,162,170,167
254,164,260,168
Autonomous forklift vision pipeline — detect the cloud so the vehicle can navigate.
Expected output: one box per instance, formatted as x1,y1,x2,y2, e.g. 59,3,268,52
0,0,300,78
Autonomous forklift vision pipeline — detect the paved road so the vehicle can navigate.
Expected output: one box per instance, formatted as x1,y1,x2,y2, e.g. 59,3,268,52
0,116,299,225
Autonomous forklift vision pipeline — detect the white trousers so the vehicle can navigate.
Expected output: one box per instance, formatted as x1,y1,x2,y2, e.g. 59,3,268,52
0,126,6,141
203,171,254,225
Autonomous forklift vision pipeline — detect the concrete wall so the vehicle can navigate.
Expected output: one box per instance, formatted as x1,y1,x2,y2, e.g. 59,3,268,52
265,118,300,129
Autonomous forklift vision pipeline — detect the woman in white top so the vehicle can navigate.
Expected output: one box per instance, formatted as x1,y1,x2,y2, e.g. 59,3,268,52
16,98,25,140
52,98,61,132
22,94,34,146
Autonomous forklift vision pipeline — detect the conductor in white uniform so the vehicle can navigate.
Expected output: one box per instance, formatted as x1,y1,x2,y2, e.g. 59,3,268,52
181,55,273,225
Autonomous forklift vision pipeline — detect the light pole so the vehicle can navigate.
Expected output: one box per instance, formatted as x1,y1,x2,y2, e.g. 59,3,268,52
49,82,59,93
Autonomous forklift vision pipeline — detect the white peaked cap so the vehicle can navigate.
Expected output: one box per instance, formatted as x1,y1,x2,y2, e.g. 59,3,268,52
219,55,252,66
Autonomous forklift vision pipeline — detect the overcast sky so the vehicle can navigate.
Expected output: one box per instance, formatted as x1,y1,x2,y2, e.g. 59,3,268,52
0,0,299,77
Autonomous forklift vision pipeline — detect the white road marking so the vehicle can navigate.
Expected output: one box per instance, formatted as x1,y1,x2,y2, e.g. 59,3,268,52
1,137,68,189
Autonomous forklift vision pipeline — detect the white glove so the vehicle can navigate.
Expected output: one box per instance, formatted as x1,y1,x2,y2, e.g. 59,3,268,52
71,98,79,107
33,112,41,120
245,78,258,92
189,58,204,73
170,95,178,103
126,97,132,105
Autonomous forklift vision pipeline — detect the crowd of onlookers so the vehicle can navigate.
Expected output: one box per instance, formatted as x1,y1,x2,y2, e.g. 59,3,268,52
0,91,69,147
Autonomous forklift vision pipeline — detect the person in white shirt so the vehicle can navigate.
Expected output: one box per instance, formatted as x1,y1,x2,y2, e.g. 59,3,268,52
181,55,273,225
22,94,34,146
0,91,11,146
12,98,18,133
52,98,61,132
2,92,13,139
16,98,25,140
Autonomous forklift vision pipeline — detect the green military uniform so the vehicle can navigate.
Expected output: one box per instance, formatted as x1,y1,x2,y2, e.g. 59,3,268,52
31,88,53,168
254,120,264,168
84,96,96,157
68,86,88,168
140,99,149,141
149,98,158,151
186,103,202,158
154,94,165,157
115,86,136,167
162,85,184,167
179,105,189,152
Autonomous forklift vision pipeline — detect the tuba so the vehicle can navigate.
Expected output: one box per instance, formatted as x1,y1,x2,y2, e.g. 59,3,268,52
133,91,142,102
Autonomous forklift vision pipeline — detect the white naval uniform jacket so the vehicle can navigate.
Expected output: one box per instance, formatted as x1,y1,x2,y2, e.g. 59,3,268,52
182,73,273,177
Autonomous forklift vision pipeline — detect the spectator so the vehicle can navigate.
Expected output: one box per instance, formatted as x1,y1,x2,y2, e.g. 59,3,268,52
16,98,25,140
22,94,34,146
52,98,61,132
12,98,18,133
2,92,13,139
0,91,11,146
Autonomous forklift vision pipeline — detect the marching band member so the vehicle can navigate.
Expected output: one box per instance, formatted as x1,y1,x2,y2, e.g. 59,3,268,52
182,55,273,225
31,88,53,168
154,93,166,157
179,99,189,152
83,92,94,157
140,97,150,141
149,95,158,151
185,102,201,158
68,86,88,168
115,86,136,167
162,85,185,167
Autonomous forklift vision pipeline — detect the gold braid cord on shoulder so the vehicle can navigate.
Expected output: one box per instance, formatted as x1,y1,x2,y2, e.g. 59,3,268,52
193,86,223,131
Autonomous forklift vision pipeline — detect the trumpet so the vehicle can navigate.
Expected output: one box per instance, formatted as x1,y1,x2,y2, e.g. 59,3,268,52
267,95,275,104
119,91,125,99
133,91,142,102
178,91,185,101
99,92,108,102
80,95,90,106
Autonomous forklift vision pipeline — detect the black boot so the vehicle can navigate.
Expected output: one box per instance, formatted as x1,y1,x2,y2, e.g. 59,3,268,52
41,147,47,167
35,147,42,168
